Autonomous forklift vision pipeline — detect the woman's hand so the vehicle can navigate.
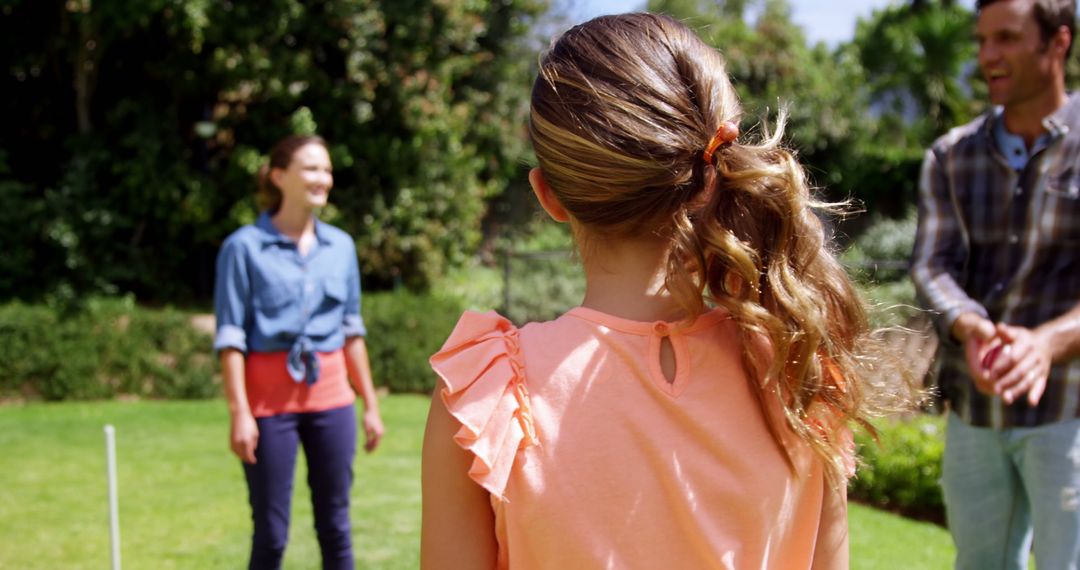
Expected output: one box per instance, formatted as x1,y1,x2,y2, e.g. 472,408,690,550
221,348,258,463
230,413,260,464
362,408,384,453
342,336,384,452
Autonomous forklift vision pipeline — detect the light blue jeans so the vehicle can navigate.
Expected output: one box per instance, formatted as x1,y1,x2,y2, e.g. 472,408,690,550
943,411,1080,570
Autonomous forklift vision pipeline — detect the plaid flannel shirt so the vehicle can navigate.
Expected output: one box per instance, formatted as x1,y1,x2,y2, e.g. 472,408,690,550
912,93,1080,428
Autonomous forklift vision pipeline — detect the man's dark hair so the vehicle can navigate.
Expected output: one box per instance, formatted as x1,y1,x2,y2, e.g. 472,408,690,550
977,0,1077,58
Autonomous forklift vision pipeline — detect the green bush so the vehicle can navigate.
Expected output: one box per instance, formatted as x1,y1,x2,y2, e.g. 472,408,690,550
841,212,925,328
0,291,471,400
841,211,918,284
0,297,218,401
502,252,585,325
850,414,945,522
363,291,466,393
494,221,585,324
857,279,922,329
438,262,504,315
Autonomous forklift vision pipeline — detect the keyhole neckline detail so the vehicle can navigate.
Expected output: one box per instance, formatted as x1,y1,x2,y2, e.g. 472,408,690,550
565,306,730,399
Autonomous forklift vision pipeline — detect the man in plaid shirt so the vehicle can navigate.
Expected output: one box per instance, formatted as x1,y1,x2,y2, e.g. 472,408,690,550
911,0,1080,567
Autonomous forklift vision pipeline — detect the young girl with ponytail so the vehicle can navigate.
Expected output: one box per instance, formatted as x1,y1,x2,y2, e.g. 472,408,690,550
422,13,907,569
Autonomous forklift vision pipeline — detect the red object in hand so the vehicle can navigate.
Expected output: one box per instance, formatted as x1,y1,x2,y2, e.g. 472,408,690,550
982,344,1004,370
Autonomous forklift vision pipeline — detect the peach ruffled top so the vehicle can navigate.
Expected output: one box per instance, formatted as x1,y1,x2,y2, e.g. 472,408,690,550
430,307,839,570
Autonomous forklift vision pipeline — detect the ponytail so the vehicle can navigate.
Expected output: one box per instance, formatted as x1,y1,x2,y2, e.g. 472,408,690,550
256,163,281,213
668,114,914,485
530,13,919,486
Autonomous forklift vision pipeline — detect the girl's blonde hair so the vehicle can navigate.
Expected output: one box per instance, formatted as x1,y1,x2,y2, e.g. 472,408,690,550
529,13,912,485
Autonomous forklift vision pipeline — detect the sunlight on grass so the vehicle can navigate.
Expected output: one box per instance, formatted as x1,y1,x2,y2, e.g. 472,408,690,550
849,503,954,569
0,395,953,568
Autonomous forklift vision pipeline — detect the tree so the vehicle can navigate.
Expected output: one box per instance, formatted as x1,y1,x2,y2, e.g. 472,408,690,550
842,0,979,217
852,0,978,146
0,0,546,301
647,0,874,199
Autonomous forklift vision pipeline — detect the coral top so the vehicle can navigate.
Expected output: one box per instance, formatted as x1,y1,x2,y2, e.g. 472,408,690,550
245,350,355,417
430,307,842,570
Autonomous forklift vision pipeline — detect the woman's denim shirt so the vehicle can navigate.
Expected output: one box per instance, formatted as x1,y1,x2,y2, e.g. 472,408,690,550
213,212,365,384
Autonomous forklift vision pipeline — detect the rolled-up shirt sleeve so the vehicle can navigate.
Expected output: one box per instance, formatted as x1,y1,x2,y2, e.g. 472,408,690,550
910,147,989,341
213,236,251,353
342,243,367,338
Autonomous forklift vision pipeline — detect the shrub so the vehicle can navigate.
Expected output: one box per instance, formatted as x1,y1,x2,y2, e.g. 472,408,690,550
841,211,917,284
841,211,926,328
0,291,471,400
850,414,945,523
0,290,474,400
857,279,923,329
438,262,504,315
493,221,585,324
501,252,585,325
363,291,466,393
0,297,218,401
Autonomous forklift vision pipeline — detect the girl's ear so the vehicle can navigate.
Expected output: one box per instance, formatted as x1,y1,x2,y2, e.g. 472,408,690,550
529,167,570,223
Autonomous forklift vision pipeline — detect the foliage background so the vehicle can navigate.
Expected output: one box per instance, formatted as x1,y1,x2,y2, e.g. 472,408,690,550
1,0,544,301
1,0,1005,304
0,0,1035,393
0,0,1001,536
0,291,466,399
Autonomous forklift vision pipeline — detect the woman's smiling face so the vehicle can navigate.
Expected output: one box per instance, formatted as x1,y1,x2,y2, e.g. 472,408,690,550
272,143,334,211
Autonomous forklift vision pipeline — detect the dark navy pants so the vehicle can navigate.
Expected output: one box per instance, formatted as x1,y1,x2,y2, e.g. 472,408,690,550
243,404,357,570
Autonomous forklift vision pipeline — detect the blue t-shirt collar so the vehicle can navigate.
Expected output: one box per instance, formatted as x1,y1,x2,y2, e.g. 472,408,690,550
991,107,1053,171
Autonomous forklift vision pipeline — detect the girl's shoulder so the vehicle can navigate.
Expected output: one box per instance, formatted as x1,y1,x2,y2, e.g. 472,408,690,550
431,310,576,358
428,311,530,391
429,310,538,499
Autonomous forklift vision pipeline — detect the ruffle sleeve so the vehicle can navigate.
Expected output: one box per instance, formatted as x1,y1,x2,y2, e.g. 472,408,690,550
429,310,539,501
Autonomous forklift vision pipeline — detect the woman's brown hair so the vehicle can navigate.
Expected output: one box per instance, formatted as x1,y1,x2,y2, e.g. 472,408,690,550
529,13,914,485
256,134,327,213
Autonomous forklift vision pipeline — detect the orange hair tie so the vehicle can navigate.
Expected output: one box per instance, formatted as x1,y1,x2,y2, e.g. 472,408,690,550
702,121,739,165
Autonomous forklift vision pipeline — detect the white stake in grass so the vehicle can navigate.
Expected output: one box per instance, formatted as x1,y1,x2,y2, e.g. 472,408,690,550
104,424,121,570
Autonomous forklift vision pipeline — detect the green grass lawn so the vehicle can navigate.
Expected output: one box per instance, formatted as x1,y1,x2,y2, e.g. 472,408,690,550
0,396,954,569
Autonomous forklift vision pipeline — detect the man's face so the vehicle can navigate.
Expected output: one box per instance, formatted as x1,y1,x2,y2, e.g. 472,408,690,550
976,0,1061,107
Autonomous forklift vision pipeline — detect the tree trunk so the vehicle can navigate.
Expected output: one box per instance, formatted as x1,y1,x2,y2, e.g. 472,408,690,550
71,3,96,134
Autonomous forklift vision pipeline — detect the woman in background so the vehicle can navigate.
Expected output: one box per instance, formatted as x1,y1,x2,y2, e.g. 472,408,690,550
214,134,384,570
